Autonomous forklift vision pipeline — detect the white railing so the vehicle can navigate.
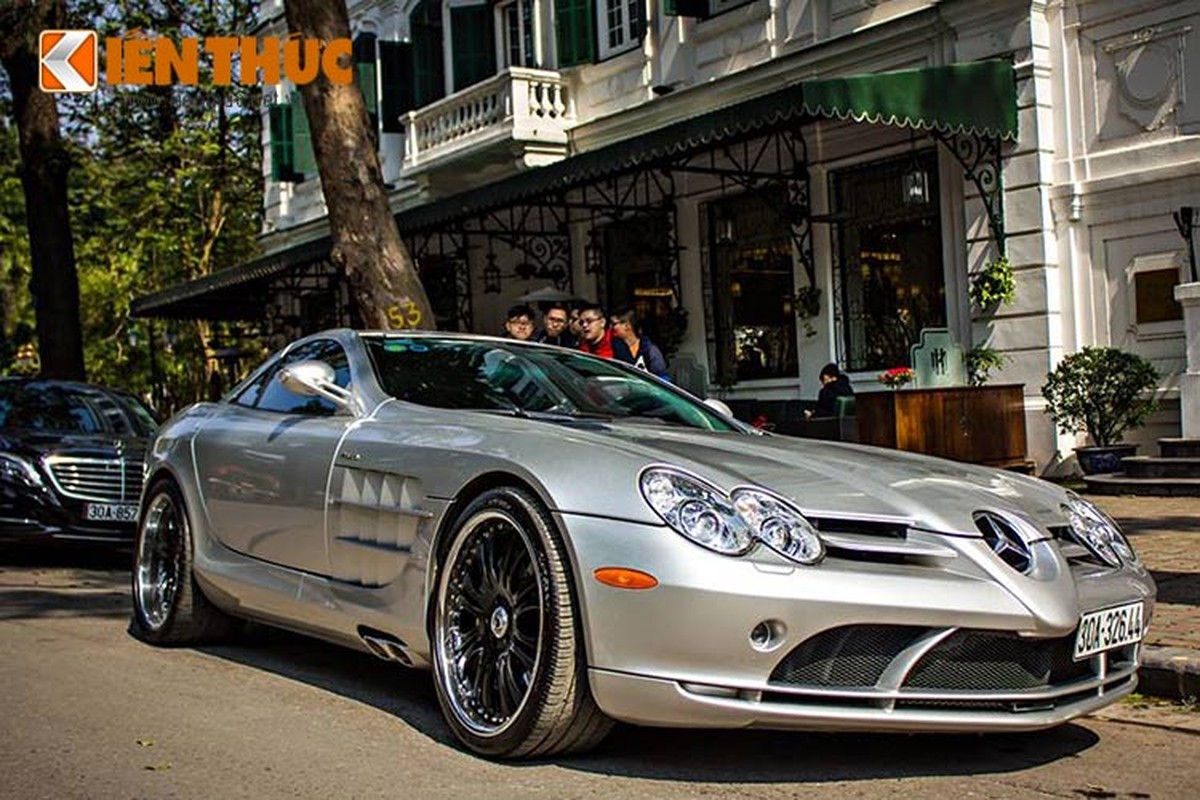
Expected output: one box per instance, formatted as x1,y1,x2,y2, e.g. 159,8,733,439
403,67,574,169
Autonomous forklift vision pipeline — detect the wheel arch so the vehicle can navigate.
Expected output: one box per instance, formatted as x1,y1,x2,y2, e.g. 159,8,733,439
423,471,590,661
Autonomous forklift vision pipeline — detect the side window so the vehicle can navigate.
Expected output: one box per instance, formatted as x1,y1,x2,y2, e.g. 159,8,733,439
250,340,352,416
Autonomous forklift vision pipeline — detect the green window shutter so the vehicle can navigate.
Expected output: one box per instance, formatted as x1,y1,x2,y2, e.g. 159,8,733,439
379,40,414,133
450,4,496,91
291,93,316,178
554,0,595,67
268,103,295,182
664,0,708,17
353,33,379,135
412,0,446,108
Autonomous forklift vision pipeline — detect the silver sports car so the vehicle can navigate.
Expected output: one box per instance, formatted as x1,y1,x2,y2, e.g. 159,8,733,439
132,330,1155,758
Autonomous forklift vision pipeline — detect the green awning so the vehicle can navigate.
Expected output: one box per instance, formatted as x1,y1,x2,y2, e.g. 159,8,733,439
799,60,1017,140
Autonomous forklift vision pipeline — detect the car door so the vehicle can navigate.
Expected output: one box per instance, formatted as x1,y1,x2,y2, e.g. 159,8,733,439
193,339,352,575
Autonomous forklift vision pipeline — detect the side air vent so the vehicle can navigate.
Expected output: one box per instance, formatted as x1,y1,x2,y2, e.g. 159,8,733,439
974,511,1033,574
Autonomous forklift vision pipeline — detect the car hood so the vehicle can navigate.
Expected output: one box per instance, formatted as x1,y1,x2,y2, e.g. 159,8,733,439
591,423,1067,535
0,431,148,461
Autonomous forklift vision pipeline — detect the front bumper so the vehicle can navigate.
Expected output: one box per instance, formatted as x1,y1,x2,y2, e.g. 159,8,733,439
559,513,1154,732
1,488,136,546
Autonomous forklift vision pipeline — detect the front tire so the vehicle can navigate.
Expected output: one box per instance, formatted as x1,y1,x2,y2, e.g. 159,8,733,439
431,487,612,758
131,478,236,644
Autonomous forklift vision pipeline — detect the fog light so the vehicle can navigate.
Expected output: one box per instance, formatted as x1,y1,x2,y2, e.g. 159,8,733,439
749,619,786,652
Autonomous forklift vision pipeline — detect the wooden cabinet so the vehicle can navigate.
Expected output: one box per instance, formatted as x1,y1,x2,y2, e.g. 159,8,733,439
855,384,1030,469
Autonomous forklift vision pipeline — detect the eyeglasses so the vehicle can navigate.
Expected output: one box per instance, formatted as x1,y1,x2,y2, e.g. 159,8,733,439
507,320,533,329
578,316,602,326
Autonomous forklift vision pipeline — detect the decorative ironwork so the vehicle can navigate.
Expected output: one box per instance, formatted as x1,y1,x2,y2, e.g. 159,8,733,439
933,130,1006,255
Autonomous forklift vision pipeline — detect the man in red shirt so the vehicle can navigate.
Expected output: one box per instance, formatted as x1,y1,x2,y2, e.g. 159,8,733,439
576,303,614,359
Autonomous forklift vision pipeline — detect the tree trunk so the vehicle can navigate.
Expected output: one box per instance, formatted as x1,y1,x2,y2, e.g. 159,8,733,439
283,0,433,331
0,0,86,379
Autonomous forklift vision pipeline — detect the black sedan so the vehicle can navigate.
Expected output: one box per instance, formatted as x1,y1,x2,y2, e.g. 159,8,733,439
0,378,156,546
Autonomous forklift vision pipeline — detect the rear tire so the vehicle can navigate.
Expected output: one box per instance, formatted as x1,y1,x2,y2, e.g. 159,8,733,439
431,486,612,758
131,478,237,645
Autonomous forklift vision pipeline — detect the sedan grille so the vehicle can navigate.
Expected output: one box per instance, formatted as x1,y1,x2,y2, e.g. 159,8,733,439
44,456,142,502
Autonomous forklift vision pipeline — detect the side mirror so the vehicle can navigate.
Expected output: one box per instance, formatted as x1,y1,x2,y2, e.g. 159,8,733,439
702,398,733,418
279,360,353,411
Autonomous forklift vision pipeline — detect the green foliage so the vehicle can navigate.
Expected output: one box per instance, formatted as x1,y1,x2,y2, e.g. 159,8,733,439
790,285,822,338
0,119,35,370
965,344,1006,387
1041,347,1160,447
3,0,265,413
970,256,1015,310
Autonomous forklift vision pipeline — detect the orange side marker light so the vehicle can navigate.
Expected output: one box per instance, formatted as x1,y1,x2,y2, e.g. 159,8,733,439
593,567,658,590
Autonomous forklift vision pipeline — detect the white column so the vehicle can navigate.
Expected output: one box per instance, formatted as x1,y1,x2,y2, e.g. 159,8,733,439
1176,282,1200,439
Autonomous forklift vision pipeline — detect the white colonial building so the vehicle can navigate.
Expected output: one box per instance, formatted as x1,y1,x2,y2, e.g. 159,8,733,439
134,0,1200,473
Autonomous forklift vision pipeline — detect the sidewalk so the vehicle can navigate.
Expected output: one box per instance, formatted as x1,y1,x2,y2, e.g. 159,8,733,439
1089,494,1200,702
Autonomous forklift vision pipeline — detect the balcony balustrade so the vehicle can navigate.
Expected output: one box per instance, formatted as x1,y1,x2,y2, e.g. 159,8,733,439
402,67,574,173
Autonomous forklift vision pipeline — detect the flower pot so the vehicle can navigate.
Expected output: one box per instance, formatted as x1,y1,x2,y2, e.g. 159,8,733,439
1074,444,1139,475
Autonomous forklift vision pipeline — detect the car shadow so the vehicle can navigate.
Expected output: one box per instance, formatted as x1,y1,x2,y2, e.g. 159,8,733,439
1108,515,1199,536
0,544,131,620
193,626,1100,782
1150,570,1200,607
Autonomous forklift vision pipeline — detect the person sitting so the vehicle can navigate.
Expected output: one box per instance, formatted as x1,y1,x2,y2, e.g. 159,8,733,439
576,303,614,358
535,302,577,348
806,362,854,419
609,306,669,380
503,305,536,341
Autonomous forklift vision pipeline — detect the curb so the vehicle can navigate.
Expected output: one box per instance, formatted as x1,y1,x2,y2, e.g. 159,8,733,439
1138,645,1200,701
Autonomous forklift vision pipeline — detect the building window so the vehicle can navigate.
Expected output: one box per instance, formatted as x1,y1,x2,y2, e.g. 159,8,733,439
268,94,315,183
706,188,798,384
832,151,945,373
499,0,537,68
596,0,644,60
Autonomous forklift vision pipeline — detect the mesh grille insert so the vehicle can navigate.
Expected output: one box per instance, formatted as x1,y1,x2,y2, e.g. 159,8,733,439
769,625,929,687
905,631,1092,691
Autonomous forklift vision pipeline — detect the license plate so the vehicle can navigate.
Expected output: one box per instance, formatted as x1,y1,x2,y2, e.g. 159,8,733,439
84,503,139,523
1074,601,1145,660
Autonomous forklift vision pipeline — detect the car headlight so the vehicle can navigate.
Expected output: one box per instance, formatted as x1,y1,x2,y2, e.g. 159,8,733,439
1063,493,1138,567
0,453,45,489
639,467,824,564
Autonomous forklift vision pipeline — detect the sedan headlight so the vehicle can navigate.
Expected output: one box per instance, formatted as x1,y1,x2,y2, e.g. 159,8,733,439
639,467,824,564
0,453,45,489
1063,493,1138,567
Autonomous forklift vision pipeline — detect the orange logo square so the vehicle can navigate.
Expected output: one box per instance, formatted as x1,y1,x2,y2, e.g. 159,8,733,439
39,30,98,93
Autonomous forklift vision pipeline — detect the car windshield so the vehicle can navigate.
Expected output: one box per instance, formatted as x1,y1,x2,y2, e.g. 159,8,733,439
0,382,158,436
363,336,739,432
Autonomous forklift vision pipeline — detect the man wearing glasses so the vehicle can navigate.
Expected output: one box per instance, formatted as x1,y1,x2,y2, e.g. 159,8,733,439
535,302,577,348
575,303,614,358
503,305,537,341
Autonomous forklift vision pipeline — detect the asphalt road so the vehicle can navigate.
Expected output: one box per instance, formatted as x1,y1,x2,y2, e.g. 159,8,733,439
2,547,1198,800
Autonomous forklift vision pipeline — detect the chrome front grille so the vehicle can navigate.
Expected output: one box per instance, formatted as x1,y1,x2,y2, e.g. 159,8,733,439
44,455,142,502
766,624,1133,713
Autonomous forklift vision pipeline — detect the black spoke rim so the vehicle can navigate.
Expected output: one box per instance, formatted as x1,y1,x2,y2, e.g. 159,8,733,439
438,510,543,736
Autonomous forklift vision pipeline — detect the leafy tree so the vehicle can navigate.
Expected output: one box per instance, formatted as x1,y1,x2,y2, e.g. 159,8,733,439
0,0,86,379
2,1,265,414
283,0,434,330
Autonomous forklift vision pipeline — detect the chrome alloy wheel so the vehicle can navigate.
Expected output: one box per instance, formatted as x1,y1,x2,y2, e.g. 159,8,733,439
436,510,545,737
135,491,186,630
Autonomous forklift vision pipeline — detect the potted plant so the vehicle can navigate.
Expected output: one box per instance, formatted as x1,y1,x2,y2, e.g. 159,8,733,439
878,366,914,390
1041,347,1160,474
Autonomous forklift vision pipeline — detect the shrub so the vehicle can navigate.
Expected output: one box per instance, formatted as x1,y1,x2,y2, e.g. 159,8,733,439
1041,347,1159,447
970,257,1015,310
